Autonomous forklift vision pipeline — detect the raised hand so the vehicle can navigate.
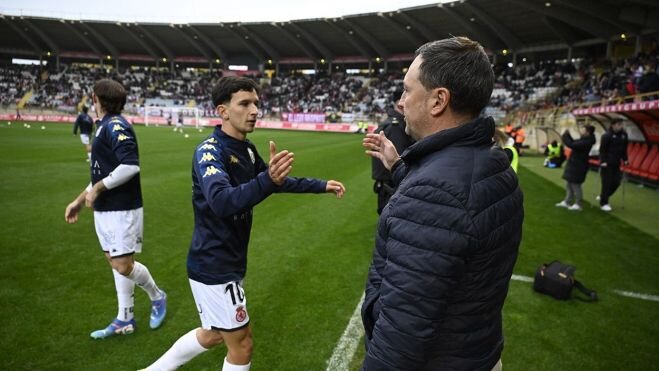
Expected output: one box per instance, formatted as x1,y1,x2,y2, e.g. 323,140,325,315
268,140,294,186
326,180,346,198
363,131,400,170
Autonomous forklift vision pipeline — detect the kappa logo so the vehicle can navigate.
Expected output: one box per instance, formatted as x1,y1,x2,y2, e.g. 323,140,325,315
117,134,130,142
112,124,124,132
230,155,239,164
235,305,247,322
203,165,221,177
198,152,216,163
200,143,216,150
205,137,217,144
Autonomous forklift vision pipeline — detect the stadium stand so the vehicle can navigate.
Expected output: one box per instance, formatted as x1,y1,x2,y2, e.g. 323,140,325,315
0,1,658,185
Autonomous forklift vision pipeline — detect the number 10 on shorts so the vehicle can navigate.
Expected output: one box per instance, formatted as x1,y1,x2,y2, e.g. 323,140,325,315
225,281,245,305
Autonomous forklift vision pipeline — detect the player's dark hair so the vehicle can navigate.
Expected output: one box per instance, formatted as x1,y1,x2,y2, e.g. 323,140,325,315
414,36,494,117
93,79,126,115
82,105,88,113
211,76,260,107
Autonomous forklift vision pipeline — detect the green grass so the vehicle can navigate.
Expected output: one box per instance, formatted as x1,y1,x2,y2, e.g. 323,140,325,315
0,122,658,370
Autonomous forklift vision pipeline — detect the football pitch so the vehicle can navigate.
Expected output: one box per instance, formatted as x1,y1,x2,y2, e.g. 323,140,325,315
0,121,657,370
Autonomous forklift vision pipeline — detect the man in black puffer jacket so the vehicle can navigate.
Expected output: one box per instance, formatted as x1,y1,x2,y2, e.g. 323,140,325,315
362,37,523,371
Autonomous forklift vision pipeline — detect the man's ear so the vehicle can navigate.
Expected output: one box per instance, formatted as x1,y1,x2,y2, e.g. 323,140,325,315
430,87,450,116
217,104,228,119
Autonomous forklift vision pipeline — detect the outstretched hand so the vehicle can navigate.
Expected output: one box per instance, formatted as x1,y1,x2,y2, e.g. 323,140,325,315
268,141,294,186
326,180,346,198
363,131,400,170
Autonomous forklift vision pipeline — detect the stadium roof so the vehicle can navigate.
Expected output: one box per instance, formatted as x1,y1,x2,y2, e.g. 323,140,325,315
1,0,657,67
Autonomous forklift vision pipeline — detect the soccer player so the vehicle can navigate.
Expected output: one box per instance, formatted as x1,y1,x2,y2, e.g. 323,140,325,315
142,76,345,371
73,105,94,162
64,79,167,339
174,113,184,133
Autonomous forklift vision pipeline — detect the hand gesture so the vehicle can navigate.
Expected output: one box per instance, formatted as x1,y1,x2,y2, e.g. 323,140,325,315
363,131,400,170
326,180,346,198
65,200,83,224
268,141,294,186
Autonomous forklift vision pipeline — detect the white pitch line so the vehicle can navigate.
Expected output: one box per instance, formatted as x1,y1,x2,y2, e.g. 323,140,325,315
325,275,658,369
510,274,659,303
326,292,365,371
511,274,534,282
612,290,659,302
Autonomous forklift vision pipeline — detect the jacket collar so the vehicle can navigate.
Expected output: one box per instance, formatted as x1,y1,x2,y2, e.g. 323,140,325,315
215,125,251,146
401,116,495,163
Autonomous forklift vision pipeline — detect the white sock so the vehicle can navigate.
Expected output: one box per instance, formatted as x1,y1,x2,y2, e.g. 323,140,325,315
222,358,251,371
87,152,91,160
113,269,135,321
127,261,162,301
146,329,208,371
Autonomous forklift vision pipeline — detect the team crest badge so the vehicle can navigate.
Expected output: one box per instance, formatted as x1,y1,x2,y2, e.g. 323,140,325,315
236,306,247,322
230,155,239,164
247,148,255,164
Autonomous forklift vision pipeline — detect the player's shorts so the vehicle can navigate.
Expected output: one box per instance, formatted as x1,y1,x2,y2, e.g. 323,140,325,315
94,207,143,258
189,279,250,331
80,134,90,145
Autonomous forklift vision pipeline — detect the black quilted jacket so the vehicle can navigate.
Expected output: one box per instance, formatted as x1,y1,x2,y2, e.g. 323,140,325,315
362,116,524,371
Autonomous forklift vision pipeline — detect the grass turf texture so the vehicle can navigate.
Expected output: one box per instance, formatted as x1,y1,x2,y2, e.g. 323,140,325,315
1,122,657,370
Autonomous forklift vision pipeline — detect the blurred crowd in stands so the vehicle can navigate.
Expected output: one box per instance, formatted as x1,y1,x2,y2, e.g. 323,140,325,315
2,47,658,121
491,49,659,113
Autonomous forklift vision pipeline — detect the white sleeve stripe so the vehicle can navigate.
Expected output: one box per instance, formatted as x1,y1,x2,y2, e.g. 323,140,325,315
102,164,140,190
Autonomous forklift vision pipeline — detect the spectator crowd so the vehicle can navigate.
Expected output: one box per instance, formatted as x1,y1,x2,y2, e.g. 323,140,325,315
2,47,658,121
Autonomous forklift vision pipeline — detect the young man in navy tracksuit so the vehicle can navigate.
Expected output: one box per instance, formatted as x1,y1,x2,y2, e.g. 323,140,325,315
144,76,345,371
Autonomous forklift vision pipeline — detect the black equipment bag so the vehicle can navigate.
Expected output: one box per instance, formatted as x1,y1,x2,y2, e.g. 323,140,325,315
533,261,597,301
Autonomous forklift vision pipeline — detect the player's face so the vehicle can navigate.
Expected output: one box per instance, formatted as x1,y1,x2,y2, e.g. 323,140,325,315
219,89,260,140
401,56,432,141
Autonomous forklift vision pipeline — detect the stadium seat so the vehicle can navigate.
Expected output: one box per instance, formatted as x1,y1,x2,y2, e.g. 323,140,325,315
623,142,647,174
635,145,657,177
647,152,659,181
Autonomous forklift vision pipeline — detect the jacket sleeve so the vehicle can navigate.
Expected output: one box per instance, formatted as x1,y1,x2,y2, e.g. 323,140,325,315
277,176,327,193
362,184,474,370
196,143,277,218
622,134,628,162
109,121,139,166
390,160,407,187
73,116,80,135
563,133,594,151
252,146,326,193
